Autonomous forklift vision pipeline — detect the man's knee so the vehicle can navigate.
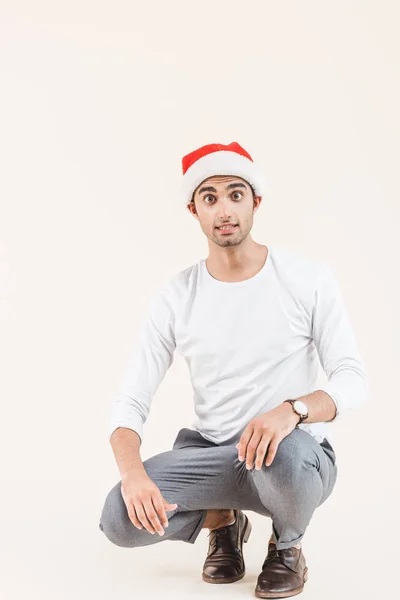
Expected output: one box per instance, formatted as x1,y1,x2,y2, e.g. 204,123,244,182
269,428,319,472
248,430,324,523
99,481,135,548
251,428,320,489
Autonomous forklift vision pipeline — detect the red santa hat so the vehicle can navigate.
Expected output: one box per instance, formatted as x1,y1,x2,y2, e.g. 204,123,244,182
180,141,266,206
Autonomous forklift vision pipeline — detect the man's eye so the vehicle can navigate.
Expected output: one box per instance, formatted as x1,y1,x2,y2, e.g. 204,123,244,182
203,191,242,203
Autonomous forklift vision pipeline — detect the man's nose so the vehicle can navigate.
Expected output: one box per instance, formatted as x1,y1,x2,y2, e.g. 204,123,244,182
216,200,233,219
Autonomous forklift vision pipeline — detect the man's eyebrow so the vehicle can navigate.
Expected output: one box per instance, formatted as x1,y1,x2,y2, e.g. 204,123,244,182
197,182,248,196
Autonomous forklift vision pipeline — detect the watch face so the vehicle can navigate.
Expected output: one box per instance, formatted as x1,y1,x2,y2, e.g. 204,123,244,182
294,400,308,416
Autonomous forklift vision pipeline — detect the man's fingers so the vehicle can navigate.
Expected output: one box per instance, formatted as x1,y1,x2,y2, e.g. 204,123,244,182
131,498,177,534
265,440,280,467
135,502,156,534
245,431,263,469
127,505,143,530
152,495,169,529
254,442,270,470
144,498,165,535
236,428,254,462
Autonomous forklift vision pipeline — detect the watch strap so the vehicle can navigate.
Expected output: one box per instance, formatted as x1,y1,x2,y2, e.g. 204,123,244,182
284,399,307,425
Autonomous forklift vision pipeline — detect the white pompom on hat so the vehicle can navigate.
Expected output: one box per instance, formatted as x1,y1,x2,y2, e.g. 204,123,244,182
180,141,267,206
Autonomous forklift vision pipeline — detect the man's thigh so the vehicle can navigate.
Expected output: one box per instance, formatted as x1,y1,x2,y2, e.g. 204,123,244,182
142,428,248,512
145,426,337,513
98,427,253,547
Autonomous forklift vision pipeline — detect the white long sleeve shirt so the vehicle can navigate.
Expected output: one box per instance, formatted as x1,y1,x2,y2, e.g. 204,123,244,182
109,245,369,446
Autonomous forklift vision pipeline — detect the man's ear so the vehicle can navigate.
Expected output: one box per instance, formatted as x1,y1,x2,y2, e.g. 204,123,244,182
253,195,263,213
187,200,197,216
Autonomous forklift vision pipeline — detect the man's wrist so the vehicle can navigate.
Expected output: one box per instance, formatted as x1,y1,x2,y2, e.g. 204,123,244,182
279,401,301,425
121,465,146,482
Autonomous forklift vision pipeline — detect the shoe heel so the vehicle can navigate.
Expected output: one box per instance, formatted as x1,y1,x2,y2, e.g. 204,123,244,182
243,517,252,543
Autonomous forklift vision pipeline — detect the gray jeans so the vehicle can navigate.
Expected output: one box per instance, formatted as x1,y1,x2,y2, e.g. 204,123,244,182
99,426,338,550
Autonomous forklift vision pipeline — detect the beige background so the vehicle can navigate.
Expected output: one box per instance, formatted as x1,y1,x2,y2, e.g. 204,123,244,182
1,1,399,598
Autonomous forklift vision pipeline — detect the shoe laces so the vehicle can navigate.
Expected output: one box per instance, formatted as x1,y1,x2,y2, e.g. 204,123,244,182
208,526,227,540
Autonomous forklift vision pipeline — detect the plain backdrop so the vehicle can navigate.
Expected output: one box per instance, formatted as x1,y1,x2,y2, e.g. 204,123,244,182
1,1,399,599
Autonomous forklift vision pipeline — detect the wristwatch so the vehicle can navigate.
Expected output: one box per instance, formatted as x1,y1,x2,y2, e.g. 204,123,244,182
283,399,309,426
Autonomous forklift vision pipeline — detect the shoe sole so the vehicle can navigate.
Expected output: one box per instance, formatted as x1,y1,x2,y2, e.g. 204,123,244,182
254,566,308,598
202,513,252,584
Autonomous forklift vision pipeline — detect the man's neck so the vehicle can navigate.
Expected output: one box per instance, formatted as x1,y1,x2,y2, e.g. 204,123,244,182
205,243,269,283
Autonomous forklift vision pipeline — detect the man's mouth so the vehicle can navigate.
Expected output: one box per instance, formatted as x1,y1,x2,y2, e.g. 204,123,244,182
216,224,238,232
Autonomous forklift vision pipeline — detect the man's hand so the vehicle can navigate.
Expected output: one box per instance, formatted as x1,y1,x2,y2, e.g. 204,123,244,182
235,402,300,470
121,470,178,536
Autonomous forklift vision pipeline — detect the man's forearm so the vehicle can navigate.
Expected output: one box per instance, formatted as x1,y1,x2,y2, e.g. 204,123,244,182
291,390,337,423
110,427,146,479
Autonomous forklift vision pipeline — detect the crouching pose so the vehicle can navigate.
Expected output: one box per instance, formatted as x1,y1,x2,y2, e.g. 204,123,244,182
99,141,368,598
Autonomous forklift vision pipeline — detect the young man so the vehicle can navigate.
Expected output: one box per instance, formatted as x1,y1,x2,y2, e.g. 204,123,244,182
99,141,369,598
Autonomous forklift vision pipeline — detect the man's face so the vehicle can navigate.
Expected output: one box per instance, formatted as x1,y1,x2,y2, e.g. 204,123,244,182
187,175,261,248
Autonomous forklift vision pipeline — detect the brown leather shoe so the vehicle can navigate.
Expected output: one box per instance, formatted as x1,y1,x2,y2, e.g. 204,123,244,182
254,542,308,598
202,509,252,584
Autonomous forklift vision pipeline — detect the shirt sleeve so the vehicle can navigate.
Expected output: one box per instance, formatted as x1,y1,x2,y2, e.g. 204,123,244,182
310,264,370,421
108,282,176,444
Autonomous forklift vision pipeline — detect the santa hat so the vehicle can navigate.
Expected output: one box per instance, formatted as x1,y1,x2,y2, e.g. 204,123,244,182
180,141,266,206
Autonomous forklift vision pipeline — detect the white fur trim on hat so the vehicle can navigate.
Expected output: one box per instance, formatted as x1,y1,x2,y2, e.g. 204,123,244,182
181,150,266,205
